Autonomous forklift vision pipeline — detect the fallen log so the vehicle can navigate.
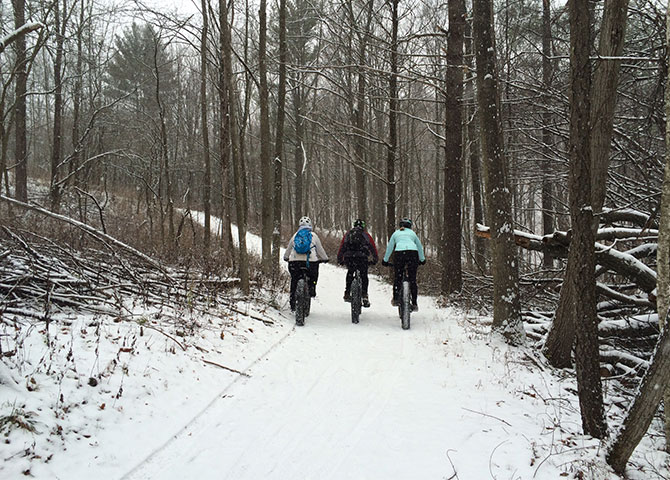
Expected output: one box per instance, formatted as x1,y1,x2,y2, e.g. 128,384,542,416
475,224,657,293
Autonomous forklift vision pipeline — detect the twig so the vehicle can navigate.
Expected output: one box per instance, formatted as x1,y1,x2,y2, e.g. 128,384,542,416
202,358,250,377
462,407,513,427
141,324,186,351
445,449,460,479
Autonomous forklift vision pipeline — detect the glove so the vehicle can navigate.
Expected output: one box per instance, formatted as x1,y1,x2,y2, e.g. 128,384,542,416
382,260,390,267
419,259,426,265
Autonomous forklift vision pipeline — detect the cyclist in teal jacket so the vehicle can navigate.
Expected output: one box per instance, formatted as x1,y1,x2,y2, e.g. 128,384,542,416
382,218,426,311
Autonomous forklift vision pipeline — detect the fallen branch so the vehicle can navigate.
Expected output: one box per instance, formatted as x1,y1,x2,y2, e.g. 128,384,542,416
202,358,250,377
0,195,167,275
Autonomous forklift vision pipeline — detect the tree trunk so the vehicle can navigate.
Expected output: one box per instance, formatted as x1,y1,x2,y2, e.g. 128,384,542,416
13,0,28,202
566,0,606,439
606,316,670,472
472,0,524,344
541,0,554,269
272,0,287,277
660,1,670,451
201,0,211,252
218,0,233,260
259,0,273,273
543,0,629,369
386,0,398,239
223,0,250,294
441,0,465,294
465,18,486,272
50,0,65,213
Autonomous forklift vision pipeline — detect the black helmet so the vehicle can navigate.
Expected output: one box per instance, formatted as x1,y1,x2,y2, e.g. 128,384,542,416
353,219,366,229
399,218,412,229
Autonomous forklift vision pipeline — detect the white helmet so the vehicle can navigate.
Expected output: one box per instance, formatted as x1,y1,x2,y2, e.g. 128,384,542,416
299,216,312,227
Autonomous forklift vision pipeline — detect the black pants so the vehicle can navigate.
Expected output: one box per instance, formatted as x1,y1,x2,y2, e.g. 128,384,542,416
288,261,320,308
393,250,418,304
345,259,369,296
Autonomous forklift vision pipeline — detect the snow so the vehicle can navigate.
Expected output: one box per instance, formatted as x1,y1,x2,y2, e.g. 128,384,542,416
2,226,669,479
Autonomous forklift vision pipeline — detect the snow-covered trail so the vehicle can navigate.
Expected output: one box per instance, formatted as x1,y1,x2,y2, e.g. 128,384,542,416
122,261,575,480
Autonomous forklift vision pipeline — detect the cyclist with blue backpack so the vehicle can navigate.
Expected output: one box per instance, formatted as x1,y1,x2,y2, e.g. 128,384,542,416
283,216,329,311
337,219,378,307
382,218,425,311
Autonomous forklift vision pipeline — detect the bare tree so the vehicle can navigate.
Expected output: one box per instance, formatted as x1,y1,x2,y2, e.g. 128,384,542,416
472,0,524,344
259,0,273,273
564,0,605,438
223,0,250,294
543,0,630,369
49,0,67,212
272,0,287,276
13,0,28,202
441,0,465,294
386,0,398,239
201,0,212,251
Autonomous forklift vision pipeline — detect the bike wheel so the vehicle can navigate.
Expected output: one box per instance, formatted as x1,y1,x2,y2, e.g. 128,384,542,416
351,272,362,324
401,280,411,330
295,278,308,326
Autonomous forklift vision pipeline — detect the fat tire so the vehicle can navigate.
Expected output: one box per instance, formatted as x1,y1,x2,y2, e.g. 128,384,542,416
295,278,308,326
401,280,411,330
351,272,362,324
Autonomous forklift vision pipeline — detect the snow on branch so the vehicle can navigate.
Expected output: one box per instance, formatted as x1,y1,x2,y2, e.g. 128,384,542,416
0,22,44,54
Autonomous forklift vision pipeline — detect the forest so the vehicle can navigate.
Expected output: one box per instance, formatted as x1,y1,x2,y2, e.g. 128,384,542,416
1,0,670,475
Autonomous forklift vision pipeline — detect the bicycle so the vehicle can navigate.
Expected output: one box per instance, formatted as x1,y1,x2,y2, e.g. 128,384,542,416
350,269,362,324
294,263,312,326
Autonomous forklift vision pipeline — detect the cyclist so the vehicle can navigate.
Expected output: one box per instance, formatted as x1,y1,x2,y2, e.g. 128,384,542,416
283,216,329,311
382,218,425,311
337,219,378,307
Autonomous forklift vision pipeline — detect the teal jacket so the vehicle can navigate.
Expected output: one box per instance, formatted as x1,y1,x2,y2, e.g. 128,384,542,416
383,227,425,263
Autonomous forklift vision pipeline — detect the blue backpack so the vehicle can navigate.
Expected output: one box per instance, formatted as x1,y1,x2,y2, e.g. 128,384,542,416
294,229,313,255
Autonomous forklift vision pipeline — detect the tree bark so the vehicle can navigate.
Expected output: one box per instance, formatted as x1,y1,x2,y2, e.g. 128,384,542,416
543,0,629,369
201,0,211,252
565,0,606,438
259,0,273,273
49,0,65,213
606,315,670,472
272,0,287,277
441,0,465,295
541,0,554,269
13,0,28,202
472,0,524,344
223,0,250,294
218,0,233,260
386,0,398,240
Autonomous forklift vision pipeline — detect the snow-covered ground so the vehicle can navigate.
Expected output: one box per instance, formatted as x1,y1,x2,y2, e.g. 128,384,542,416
2,223,668,479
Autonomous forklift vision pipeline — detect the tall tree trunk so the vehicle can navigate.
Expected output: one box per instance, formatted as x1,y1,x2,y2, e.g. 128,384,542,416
272,0,287,277
201,0,212,252
441,0,465,294
661,1,670,451
543,0,629,368
259,0,273,273
70,0,85,187
566,0,606,439
218,0,233,260
472,0,524,344
541,0,554,268
465,18,486,273
386,0,398,239
605,36,670,457
223,0,250,293
50,0,65,213
13,0,28,202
